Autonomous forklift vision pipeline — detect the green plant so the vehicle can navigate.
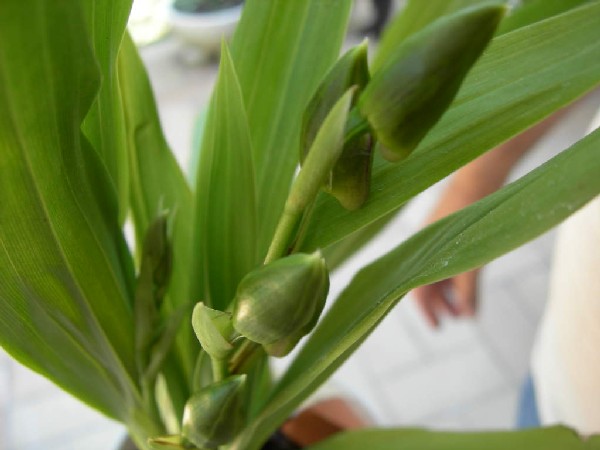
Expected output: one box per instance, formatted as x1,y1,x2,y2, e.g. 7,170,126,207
1,0,599,449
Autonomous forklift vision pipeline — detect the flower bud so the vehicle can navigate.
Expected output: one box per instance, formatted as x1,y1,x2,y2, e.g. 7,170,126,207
326,110,374,210
181,375,246,449
301,41,370,161
301,42,374,210
142,214,173,300
359,3,505,162
135,215,173,364
232,252,329,357
192,303,235,360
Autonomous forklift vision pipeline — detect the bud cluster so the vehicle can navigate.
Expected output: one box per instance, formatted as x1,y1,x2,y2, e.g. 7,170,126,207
301,3,505,204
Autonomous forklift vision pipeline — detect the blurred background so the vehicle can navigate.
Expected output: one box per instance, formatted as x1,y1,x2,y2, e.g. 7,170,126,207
1,1,598,448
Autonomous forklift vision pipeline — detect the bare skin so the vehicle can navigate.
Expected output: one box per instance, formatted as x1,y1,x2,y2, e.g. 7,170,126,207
413,110,569,328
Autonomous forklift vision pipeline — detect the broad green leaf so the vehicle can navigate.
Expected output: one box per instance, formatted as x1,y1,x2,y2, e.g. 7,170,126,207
235,128,600,450
299,1,600,253
321,208,394,271
193,44,258,311
0,0,138,419
498,0,591,34
308,426,600,450
229,0,352,256
81,0,133,222
373,0,492,72
118,33,197,393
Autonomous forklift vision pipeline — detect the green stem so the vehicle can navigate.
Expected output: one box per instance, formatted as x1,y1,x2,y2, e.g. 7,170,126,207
265,97,363,264
211,357,228,382
228,339,261,374
264,205,303,264
126,406,166,450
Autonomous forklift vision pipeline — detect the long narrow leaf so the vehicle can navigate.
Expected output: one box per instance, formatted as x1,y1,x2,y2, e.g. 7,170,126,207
81,0,133,222
299,1,600,253
234,127,600,450
229,0,352,256
193,44,258,311
498,0,590,34
308,426,600,450
0,0,138,418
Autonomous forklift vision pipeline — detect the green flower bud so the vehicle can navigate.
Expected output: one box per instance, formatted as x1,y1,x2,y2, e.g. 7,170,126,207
135,215,173,365
142,214,173,300
359,3,505,162
232,252,329,357
301,41,370,160
301,42,374,210
192,302,236,360
326,109,374,210
181,375,246,449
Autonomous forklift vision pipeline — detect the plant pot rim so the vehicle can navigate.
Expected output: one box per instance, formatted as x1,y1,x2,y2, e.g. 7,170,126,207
169,3,243,26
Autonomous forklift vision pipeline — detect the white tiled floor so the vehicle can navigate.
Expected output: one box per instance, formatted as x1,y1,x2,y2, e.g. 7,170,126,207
2,11,599,450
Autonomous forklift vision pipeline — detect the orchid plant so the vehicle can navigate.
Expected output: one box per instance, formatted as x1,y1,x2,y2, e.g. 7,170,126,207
1,0,599,449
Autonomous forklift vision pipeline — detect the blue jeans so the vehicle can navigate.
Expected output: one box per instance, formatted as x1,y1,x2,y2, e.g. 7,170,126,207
516,375,541,428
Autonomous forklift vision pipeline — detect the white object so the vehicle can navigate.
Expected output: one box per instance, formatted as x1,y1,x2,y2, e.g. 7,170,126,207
531,101,600,435
168,3,243,54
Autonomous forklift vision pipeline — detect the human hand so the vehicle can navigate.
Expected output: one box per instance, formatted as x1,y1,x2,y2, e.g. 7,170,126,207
413,269,479,328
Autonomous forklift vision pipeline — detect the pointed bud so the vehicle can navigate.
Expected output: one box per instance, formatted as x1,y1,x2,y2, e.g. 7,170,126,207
359,3,505,161
326,109,374,210
142,214,173,300
181,375,246,449
301,41,370,161
192,303,235,360
135,214,173,363
232,252,329,357
301,42,374,210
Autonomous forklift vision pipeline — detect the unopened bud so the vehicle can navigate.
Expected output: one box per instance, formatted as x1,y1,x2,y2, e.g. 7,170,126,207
192,303,235,360
232,252,329,357
359,3,505,161
301,41,370,161
141,214,173,301
301,42,374,210
181,375,246,449
326,109,374,210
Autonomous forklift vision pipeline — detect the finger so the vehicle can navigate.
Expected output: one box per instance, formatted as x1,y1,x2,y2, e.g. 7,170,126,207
454,270,479,316
413,285,441,328
436,279,459,317
414,281,458,327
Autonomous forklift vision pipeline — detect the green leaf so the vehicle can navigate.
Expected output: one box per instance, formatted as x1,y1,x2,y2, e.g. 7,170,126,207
373,0,492,72
308,426,600,450
236,127,600,450
118,33,197,389
0,0,138,419
299,1,600,253
321,209,395,271
192,43,258,311
81,0,133,222
230,0,352,256
498,0,591,34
